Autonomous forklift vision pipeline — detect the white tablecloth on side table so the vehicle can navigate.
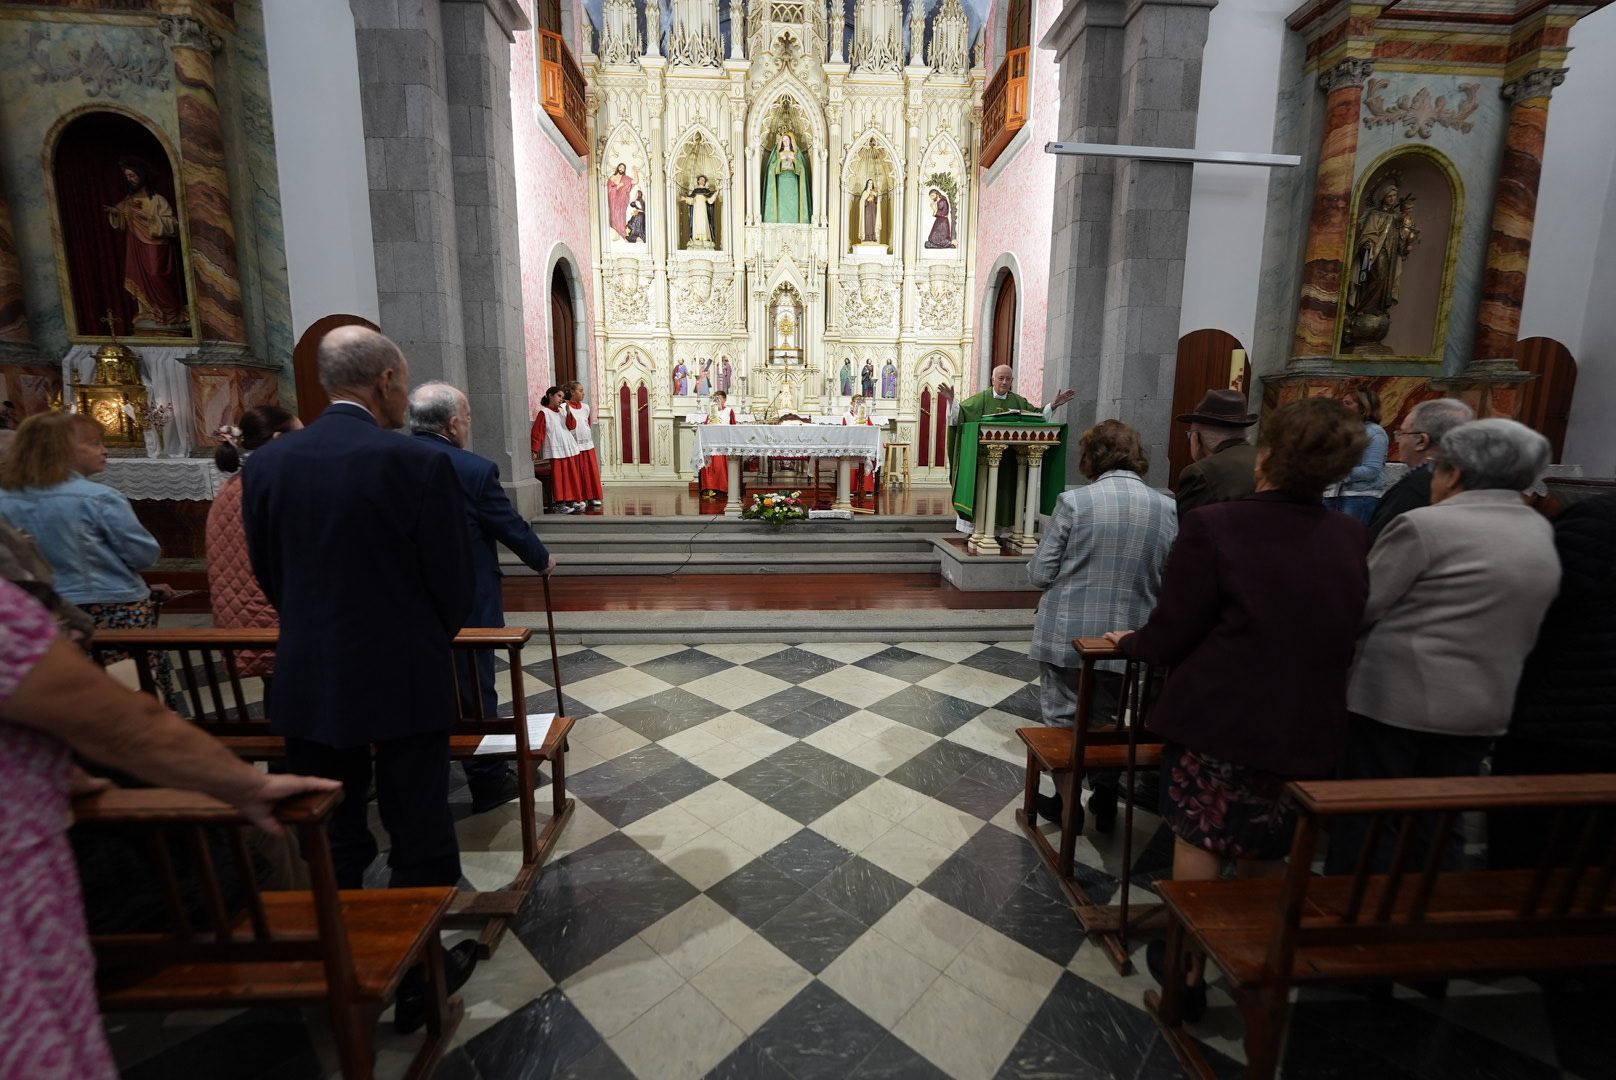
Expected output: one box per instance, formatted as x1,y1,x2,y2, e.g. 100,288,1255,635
691,424,882,471
94,458,227,501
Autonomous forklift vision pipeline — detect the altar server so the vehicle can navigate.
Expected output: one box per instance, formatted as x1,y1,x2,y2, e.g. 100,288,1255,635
529,387,586,514
841,394,878,497
699,391,737,496
563,381,605,510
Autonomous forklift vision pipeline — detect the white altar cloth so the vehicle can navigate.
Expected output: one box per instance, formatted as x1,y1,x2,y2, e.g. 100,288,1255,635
691,424,881,470
95,458,227,501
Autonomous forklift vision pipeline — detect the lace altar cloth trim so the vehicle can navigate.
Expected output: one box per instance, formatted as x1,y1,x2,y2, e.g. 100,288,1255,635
95,459,226,502
692,425,882,470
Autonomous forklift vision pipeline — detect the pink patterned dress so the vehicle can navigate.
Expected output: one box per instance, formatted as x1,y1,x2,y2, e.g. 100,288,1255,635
0,579,118,1079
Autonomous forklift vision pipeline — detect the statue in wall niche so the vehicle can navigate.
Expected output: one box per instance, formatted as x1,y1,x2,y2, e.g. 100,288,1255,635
673,360,691,396
856,178,885,245
607,162,636,240
625,188,647,244
763,132,810,224
679,175,720,250
881,359,898,399
924,187,956,249
861,359,876,399
695,359,714,395
839,357,853,396
106,158,188,334
1345,178,1420,353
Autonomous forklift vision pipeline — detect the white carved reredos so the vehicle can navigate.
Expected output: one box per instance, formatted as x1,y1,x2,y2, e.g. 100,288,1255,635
586,0,981,478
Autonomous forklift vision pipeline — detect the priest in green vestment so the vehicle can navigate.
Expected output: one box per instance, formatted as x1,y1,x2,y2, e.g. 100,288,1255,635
949,365,1076,528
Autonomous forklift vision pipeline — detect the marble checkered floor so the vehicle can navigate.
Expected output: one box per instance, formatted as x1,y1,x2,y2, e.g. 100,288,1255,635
110,641,1610,1080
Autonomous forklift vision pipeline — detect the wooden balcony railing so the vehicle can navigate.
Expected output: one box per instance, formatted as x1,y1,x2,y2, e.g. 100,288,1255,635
540,29,589,157
981,47,1030,169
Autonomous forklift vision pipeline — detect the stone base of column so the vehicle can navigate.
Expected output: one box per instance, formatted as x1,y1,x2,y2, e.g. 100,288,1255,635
502,476,543,520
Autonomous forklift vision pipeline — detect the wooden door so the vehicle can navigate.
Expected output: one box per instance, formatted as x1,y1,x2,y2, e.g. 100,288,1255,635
551,266,577,390
1516,336,1577,463
991,271,1017,373
1167,329,1249,491
292,314,380,425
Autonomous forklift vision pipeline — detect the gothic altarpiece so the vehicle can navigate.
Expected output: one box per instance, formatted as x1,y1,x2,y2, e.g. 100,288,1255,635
586,0,981,482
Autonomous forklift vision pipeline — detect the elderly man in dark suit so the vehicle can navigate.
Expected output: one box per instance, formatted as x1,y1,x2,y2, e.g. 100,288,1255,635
1173,389,1258,513
1365,396,1473,543
243,327,473,892
409,382,556,813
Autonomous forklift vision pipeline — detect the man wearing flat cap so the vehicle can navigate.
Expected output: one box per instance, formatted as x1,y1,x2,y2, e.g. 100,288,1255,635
1174,389,1259,513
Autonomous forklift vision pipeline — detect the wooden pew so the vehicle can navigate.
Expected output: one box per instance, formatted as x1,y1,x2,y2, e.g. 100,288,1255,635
78,787,459,1080
1015,638,1167,972
1148,773,1616,1079
91,627,576,957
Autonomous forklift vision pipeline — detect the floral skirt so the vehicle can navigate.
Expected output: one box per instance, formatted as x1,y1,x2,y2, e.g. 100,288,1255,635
1161,743,1298,861
82,598,181,711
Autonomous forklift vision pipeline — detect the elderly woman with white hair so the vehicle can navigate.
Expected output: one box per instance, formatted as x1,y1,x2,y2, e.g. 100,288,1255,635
1329,418,1562,872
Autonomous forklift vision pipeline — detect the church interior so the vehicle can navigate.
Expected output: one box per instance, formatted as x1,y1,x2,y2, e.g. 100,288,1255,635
1,0,1615,1077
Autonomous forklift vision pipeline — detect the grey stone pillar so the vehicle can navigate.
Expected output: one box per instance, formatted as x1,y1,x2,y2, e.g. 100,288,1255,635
351,0,468,389
1042,0,1214,480
442,0,541,515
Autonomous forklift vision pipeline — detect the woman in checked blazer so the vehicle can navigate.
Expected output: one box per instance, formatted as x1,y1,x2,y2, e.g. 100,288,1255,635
1027,420,1178,827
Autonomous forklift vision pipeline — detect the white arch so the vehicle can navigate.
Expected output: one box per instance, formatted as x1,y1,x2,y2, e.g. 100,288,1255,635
544,240,591,395
977,251,1023,389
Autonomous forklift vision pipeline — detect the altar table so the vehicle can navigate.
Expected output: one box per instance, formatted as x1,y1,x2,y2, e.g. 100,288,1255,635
94,457,228,502
692,424,882,515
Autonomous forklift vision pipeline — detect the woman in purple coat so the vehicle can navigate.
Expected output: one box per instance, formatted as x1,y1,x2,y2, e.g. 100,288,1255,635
1106,397,1369,1018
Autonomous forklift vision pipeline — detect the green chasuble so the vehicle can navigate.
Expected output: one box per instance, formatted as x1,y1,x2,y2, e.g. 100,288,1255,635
948,392,1067,524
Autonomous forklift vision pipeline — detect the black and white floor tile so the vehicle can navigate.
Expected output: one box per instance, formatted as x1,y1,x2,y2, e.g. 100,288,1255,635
110,641,1609,1080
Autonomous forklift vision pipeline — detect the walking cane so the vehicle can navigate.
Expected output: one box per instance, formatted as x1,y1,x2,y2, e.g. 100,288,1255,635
541,573,565,717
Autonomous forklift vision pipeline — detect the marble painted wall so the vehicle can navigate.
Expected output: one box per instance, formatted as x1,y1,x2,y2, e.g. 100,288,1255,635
511,13,595,415
972,0,1058,401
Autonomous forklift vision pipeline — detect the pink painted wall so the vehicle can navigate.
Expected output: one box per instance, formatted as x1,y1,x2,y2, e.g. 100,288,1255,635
972,0,1059,401
511,7,595,414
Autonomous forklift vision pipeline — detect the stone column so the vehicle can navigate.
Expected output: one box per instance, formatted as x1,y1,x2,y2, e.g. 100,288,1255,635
0,179,56,411
158,15,248,346
1470,67,1566,370
967,456,991,552
1016,444,1047,555
834,457,854,511
1289,56,1374,364
981,443,1005,542
1009,448,1029,547
443,0,541,512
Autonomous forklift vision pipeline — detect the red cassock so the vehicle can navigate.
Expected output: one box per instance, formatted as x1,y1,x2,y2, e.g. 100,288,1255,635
700,409,737,493
842,416,877,495
564,404,606,502
531,407,589,502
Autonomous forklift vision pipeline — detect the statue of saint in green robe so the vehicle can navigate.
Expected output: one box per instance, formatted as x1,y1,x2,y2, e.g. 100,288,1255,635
763,132,810,224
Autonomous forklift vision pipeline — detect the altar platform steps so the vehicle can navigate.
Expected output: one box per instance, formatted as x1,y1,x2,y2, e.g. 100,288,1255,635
505,607,1037,645
516,514,958,576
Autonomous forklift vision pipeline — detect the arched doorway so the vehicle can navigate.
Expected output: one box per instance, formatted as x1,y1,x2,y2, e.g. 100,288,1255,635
551,263,577,389
1516,336,1577,463
291,313,380,424
990,267,1017,373
1168,329,1250,490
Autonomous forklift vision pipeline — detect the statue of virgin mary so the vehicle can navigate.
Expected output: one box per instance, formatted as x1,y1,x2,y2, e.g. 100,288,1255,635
763,132,811,224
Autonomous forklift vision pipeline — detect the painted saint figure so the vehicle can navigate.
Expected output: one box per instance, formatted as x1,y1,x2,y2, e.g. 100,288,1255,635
607,162,635,240
680,174,720,250
861,359,876,400
625,189,647,244
924,188,955,249
881,360,898,399
105,157,187,333
858,179,881,244
763,132,810,224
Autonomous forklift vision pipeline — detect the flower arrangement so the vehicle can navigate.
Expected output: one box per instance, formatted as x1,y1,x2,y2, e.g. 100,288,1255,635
740,490,808,528
135,401,175,455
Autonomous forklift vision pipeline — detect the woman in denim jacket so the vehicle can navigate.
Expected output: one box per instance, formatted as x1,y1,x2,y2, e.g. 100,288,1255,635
1325,386,1388,523
0,412,176,702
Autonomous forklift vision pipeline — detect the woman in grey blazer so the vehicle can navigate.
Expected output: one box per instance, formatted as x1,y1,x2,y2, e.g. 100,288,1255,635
1028,420,1177,826
1331,419,1561,873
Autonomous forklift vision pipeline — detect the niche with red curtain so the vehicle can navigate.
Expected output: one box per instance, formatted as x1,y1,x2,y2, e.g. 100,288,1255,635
52,111,191,339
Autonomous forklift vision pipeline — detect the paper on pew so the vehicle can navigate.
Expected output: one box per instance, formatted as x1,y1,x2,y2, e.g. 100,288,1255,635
474,713,557,755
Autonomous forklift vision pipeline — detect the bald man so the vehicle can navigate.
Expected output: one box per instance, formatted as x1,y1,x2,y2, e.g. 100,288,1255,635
410,382,555,813
243,327,474,894
948,365,1075,531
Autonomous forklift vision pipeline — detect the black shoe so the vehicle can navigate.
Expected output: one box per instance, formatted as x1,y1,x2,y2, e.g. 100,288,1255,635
1035,790,1086,833
1146,939,1208,1022
468,767,521,814
394,940,478,1034
1088,788,1118,835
